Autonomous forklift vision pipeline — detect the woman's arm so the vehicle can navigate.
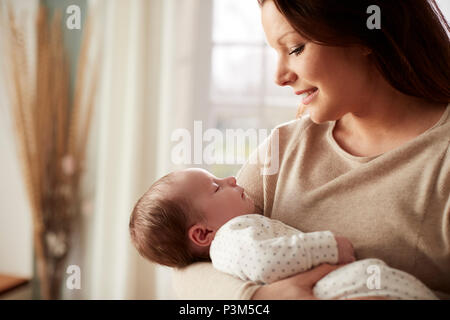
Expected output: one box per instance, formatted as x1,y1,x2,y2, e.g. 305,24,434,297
172,261,351,300
250,263,388,300
251,264,342,300
172,262,262,299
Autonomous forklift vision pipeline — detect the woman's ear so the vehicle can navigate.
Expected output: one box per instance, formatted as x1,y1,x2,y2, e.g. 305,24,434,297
188,223,215,247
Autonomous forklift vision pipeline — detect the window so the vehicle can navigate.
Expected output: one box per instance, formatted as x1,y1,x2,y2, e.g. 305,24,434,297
207,0,298,177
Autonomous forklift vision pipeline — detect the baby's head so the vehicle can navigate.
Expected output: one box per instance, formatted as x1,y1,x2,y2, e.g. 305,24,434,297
129,168,255,268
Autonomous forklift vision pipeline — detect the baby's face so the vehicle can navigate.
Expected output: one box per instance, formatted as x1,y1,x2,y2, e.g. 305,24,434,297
170,168,255,229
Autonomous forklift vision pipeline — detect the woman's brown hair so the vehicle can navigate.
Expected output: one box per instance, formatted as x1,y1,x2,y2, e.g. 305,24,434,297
259,0,450,105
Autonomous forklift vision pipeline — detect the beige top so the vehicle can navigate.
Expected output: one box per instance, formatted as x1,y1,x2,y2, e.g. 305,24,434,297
172,103,450,300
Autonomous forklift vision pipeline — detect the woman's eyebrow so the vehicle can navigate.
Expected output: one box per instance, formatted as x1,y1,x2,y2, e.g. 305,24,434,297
277,31,297,45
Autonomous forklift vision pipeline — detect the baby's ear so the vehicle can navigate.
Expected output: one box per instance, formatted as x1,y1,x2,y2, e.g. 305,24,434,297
188,223,214,247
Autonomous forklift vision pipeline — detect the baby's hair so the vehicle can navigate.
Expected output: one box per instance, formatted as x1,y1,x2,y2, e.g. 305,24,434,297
129,172,207,268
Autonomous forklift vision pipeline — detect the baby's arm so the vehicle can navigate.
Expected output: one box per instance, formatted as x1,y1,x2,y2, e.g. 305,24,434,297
334,236,355,264
210,215,348,284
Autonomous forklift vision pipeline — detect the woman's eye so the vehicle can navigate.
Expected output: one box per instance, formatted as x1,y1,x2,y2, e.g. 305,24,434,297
289,45,305,56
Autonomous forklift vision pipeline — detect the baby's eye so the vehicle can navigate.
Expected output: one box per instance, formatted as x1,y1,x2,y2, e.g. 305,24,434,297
215,184,220,192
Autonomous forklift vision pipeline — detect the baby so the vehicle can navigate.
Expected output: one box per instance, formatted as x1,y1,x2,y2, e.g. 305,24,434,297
129,168,437,300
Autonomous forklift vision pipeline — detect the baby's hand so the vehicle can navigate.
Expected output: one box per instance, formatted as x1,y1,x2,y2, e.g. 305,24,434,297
334,236,356,264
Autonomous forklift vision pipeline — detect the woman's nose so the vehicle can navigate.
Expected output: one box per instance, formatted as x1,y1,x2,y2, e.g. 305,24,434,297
275,60,297,86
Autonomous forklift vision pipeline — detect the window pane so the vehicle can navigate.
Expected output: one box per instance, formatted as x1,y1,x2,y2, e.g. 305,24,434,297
212,0,264,43
210,45,263,102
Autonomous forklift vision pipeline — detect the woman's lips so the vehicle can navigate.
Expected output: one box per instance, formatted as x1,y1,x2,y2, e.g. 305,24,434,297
296,88,318,105
295,87,317,95
302,88,319,105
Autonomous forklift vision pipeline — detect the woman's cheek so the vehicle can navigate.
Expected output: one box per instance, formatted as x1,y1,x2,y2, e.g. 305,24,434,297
301,53,322,83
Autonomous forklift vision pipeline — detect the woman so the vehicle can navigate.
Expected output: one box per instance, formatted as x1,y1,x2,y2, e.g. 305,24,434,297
173,0,450,299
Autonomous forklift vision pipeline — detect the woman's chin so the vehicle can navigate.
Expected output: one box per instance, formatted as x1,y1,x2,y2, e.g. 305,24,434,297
308,109,324,124
307,107,336,124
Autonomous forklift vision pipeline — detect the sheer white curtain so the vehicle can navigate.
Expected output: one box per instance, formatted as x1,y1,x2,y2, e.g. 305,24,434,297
0,0,37,280
84,0,161,299
83,0,205,299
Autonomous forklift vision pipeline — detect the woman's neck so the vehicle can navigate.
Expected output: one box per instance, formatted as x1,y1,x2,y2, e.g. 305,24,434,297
337,81,447,147
334,88,447,157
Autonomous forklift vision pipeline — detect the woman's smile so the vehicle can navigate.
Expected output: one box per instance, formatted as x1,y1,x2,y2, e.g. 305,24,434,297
301,88,319,105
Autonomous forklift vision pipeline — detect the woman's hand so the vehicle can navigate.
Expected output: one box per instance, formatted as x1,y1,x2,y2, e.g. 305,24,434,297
251,263,343,300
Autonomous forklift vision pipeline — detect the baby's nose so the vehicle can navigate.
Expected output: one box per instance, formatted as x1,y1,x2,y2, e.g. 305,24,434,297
227,176,237,186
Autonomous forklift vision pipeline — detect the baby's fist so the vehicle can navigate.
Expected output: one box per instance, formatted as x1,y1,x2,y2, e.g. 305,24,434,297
335,236,355,264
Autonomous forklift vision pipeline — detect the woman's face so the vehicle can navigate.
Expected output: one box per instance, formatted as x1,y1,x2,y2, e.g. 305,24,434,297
261,0,374,123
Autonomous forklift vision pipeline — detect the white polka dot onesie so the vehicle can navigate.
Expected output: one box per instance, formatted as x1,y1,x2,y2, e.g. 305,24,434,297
210,214,437,300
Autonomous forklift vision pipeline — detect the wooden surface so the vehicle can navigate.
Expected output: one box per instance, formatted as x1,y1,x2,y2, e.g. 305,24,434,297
0,274,30,295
